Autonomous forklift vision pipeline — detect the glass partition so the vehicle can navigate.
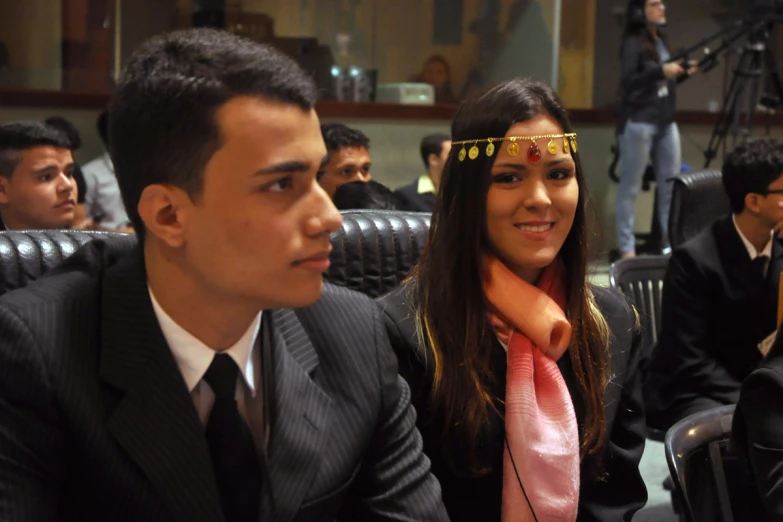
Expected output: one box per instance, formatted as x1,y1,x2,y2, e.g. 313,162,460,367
0,0,649,110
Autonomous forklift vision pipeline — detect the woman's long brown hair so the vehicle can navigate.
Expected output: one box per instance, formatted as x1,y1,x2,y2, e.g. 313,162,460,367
413,78,610,473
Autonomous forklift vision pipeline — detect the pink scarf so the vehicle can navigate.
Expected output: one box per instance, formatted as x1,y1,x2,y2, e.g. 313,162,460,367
483,256,579,522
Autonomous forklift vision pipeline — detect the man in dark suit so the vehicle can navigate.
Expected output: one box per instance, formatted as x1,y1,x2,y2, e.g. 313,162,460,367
395,133,450,212
645,137,783,430
0,29,447,522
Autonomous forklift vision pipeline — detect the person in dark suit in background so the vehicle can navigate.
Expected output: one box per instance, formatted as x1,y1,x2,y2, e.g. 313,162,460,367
0,29,448,522
733,326,783,520
380,78,647,521
395,133,451,212
645,137,783,431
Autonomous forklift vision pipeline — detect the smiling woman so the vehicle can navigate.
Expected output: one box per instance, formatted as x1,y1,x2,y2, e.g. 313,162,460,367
378,78,649,522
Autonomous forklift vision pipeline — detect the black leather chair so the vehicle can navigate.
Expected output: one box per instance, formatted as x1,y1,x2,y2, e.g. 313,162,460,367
0,211,431,298
665,405,764,522
0,230,135,295
609,254,669,442
326,210,430,297
668,169,730,250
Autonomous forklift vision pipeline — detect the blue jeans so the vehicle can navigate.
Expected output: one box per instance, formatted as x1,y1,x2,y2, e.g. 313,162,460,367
615,121,681,254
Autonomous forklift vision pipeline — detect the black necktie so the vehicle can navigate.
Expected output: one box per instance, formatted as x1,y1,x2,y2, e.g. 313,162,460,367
203,353,262,522
753,255,769,279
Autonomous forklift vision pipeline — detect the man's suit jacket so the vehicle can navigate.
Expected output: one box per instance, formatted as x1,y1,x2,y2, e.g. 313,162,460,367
378,284,648,522
645,215,783,430
0,239,448,522
394,181,435,213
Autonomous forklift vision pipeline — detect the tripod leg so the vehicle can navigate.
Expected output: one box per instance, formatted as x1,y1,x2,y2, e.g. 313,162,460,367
704,49,753,167
740,45,764,143
763,44,783,116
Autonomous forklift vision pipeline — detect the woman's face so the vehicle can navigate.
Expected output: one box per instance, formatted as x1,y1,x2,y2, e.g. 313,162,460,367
645,0,666,25
485,114,579,284
423,61,448,89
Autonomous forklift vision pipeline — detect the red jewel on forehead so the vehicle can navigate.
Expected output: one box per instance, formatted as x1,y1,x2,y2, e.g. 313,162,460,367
527,141,542,163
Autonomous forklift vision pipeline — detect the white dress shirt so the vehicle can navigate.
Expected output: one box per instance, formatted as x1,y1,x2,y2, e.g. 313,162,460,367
732,214,773,276
81,152,131,229
148,288,267,454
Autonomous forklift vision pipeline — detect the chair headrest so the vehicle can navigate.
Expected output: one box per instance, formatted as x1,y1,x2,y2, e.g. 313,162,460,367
326,210,431,297
0,230,133,296
0,210,432,298
669,169,730,249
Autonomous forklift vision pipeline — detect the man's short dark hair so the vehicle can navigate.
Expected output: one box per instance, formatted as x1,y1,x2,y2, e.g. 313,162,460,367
420,133,450,169
332,180,400,211
0,121,71,178
109,28,318,238
321,123,370,162
722,137,783,213
45,117,82,150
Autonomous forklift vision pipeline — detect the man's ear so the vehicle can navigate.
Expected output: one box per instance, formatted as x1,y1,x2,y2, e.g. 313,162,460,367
745,192,764,215
428,152,439,168
0,175,11,205
137,184,192,248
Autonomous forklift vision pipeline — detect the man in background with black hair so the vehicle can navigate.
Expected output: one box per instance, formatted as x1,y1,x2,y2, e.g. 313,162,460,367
333,180,400,211
318,123,372,198
44,116,89,228
0,121,77,230
395,133,450,212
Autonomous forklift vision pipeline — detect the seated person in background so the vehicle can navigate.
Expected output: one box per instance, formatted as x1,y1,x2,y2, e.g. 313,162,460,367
395,133,451,212
733,327,783,520
43,116,89,228
410,55,458,105
318,123,372,198
645,137,783,431
333,179,400,210
0,121,77,230
380,78,647,521
81,109,134,233
0,29,448,521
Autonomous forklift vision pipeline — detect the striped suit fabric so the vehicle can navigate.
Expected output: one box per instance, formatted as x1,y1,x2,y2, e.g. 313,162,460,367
0,238,448,522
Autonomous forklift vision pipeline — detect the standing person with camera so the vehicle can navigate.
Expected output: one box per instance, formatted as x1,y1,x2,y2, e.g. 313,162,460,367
615,0,696,258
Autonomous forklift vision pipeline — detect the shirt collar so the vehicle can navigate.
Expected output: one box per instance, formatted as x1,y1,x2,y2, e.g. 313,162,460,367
732,214,774,260
148,287,262,395
417,174,435,195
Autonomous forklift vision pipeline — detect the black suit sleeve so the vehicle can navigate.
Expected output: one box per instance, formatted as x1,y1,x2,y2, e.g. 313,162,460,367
647,247,738,426
621,37,665,92
0,306,69,522
339,304,448,521
580,311,648,521
735,366,783,519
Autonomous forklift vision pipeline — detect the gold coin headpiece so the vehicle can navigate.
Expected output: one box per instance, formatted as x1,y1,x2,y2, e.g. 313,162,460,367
452,133,578,162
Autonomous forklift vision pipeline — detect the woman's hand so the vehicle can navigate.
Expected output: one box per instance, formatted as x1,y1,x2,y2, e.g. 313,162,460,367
662,61,685,79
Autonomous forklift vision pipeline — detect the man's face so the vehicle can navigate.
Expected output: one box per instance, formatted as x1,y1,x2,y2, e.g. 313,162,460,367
755,173,783,229
174,96,343,310
318,146,371,198
0,146,76,230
